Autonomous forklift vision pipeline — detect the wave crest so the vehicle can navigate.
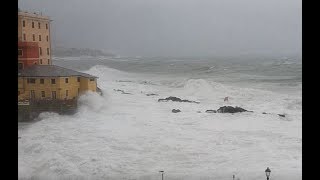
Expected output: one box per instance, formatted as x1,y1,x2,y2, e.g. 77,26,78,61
77,91,107,113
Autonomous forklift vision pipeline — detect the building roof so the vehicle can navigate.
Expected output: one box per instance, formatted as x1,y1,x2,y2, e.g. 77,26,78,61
18,65,97,78
18,11,50,21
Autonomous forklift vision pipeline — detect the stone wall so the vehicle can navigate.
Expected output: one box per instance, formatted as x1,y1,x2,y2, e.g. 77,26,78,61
18,99,78,121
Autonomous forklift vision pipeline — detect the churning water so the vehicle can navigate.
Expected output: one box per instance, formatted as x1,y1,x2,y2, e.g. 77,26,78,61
18,56,301,180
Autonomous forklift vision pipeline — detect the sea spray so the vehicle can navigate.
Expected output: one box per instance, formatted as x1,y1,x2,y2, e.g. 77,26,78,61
77,91,108,113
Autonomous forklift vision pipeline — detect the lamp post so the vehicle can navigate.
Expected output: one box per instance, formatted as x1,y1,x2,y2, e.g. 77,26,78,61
265,167,271,180
159,171,164,180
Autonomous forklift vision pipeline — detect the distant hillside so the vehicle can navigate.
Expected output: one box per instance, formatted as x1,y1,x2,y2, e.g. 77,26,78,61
52,47,116,57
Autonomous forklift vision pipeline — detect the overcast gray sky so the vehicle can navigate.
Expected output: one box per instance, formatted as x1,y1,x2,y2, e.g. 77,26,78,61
19,0,301,57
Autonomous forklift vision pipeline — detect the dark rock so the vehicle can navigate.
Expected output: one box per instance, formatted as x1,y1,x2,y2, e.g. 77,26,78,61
140,81,156,85
197,111,201,113
113,89,132,94
278,114,285,117
262,112,267,114
117,80,132,82
205,110,217,113
146,93,158,96
158,96,200,104
113,89,123,92
216,106,249,113
172,109,181,113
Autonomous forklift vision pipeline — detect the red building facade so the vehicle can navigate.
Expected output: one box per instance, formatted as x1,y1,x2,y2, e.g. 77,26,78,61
18,42,39,69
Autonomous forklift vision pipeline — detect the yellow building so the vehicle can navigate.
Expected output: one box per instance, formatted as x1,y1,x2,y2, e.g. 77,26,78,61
18,65,98,101
18,10,52,65
18,10,100,120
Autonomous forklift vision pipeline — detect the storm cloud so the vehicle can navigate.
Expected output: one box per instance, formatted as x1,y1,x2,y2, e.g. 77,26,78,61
19,0,301,57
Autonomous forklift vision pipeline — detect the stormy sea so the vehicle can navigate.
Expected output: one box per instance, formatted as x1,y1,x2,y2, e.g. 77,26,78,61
18,55,302,180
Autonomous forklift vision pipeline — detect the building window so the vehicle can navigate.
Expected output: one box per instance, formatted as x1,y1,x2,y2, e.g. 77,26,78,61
65,78,69,83
77,77,80,82
52,91,56,99
40,79,44,84
33,34,35,41
23,33,26,41
18,91,20,96
47,48,50,55
46,23,48,29
39,35,41,41
48,59,50,64
90,78,95,81
18,63,23,70
39,47,42,55
46,35,49,42
51,79,56,84
22,20,25,27
66,90,68,97
38,22,41,29
32,22,34,28
41,91,45,98
30,90,36,99
27,78,36,84
18,49,23,56
40,59,42,64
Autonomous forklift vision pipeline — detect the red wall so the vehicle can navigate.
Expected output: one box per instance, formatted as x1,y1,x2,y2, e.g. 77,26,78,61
18,41,39,68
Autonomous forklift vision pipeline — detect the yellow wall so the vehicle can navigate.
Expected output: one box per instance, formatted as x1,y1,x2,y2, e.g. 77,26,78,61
79,77,97,95
58,76,81,99
18,76,97,101
18,78,24,90
79,78,89,94
88,78,97,92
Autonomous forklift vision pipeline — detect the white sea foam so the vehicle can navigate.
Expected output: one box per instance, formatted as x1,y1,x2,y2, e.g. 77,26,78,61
18,65,301,180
